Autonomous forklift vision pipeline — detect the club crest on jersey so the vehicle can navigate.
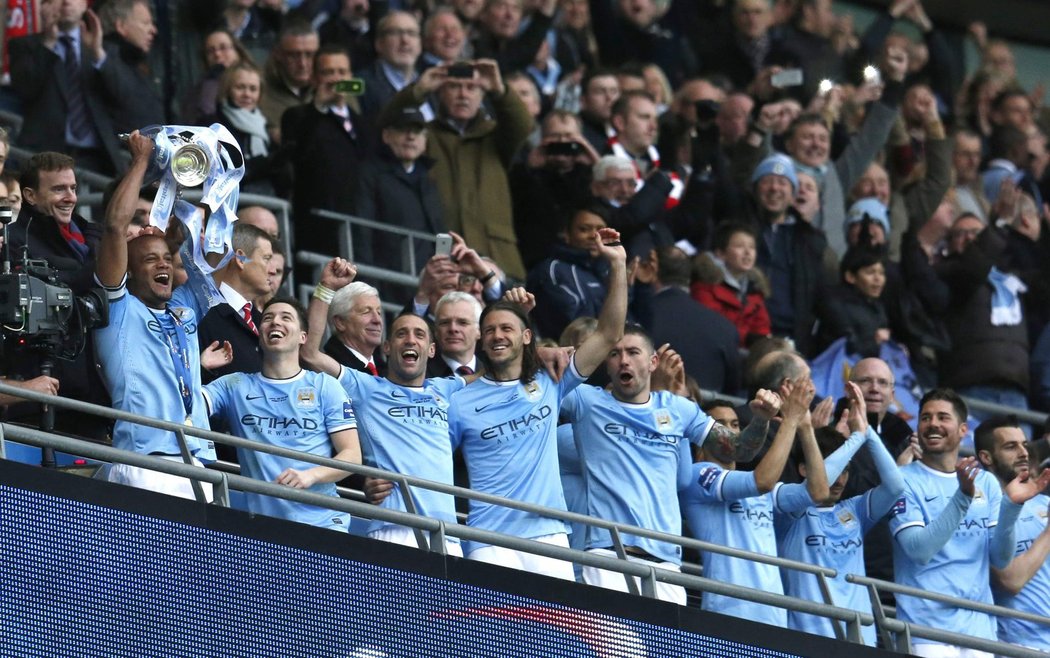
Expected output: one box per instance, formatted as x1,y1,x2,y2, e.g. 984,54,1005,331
653,410,672,429
296,387,317,409
837,509,857,527
972,488,986,505
524,381,542,402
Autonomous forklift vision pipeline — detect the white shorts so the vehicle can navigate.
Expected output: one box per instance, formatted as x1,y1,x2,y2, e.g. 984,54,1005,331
368,525,464,557
106,456,214,502
581,548,687,605
911,644,992,658
467,532,575,581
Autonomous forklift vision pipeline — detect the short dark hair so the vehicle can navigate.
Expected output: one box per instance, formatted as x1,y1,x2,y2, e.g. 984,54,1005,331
389,310,435,344
262,296,308,330
655,246,691,288
794,426,848,466
314,43,350,69
786,113,829,143
567,201,611,232
702,398,739,413
840,245,886,279
991,88,1031,114
611,90,655,119
988,125,1028,161
21,152,76,191
974,415,1021,456
919,388,968,425
622,323,654,352
712,221,757,252
478,301,540,385
581,67,618,95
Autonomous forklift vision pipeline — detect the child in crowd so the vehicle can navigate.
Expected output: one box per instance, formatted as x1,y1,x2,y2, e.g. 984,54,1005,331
815,245,891,357
691,221,771,348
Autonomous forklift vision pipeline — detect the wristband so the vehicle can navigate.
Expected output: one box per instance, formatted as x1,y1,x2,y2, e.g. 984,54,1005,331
479,270,497,284
313,284,335,304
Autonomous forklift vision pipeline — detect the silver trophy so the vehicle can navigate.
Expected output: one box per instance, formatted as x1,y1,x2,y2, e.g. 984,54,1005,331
119,125,212,187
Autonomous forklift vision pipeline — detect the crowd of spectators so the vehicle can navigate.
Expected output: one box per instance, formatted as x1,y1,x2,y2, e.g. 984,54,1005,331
3,0,1050,654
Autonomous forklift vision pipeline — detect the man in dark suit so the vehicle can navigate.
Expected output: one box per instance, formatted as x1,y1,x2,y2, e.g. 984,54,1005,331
97,0,165,134
647,245,741,396
426,291,481,378
281,45,367,257
197,223,278,385
357,11,429,130
8,1,123,174
4,153,111,439
324,280,385,375
355,107,443,304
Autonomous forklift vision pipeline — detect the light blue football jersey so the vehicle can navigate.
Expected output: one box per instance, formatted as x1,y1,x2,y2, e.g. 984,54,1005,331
204,369,355,530
563,388,713,564
995,494,1050,650
338,367,464,536
888,462,1003,642
448,363,586,548
681,462,790,627
94,276,215,459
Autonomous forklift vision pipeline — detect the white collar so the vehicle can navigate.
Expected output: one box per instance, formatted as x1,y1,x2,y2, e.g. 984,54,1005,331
220,281,251,313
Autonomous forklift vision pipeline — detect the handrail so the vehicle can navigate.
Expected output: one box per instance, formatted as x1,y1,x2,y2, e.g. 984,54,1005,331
5,382,1050,657
846,573,1050,627
1,422,873,635
0,381,835,578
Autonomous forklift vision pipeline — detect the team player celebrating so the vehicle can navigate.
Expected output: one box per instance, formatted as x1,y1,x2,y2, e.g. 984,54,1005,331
776,382,904,645
681,377,827,626
562,328,782,604
975,417,1050,651
93,130,229,497
447,227,627,579
203,298,362,530
302,257,468,554
889,389,1047,657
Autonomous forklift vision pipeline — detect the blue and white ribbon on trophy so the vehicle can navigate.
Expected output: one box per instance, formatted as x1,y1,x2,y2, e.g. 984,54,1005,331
139,123,245,307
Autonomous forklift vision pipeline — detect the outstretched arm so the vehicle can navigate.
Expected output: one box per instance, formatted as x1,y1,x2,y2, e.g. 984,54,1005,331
573,228,628,377
301,258,357,378
96,132,153,287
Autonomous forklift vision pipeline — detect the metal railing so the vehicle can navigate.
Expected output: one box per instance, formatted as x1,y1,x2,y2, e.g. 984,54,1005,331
1,381,1048,656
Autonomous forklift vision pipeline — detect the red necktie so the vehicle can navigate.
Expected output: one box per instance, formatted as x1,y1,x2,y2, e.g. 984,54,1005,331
242,303,258,335
456,365,474,376
365,361,378,376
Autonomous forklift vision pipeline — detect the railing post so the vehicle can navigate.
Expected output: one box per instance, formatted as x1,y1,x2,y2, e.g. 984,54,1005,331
430,522,449,556
174,428,208,504
845,611,863,644
815,572,846,641
640,566,658,599
0,422,6,460
865,582,897,651
396,475,430,551
609,527,641,596
213,472,231,507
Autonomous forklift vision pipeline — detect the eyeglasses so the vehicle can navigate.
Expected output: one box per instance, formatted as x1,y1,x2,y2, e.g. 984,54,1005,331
853,377,894,389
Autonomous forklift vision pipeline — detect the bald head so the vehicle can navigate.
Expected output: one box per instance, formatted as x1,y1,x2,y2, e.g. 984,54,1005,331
850,358,894,417
238,206,279,238
753,350,809,392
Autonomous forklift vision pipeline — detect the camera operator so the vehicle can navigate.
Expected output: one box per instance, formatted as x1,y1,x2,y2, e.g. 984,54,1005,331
3,152,111,440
